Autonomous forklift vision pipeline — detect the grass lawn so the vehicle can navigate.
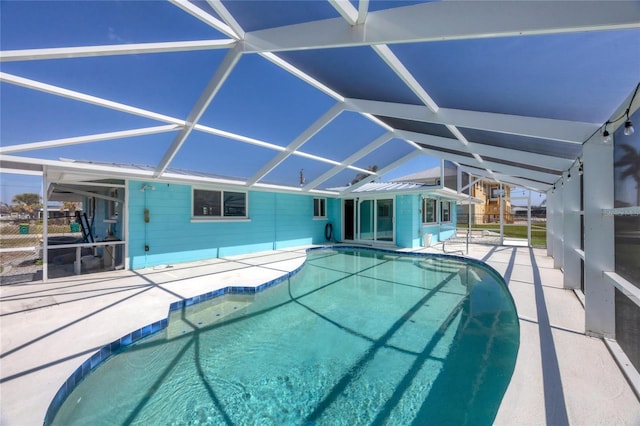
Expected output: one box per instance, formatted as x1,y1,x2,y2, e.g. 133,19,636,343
458,223,547,248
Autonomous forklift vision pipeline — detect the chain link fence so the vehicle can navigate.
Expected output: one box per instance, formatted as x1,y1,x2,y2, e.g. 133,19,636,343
0,217,84,284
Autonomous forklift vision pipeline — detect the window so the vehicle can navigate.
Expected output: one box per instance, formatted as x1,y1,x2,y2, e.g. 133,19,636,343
193,189,247,218
314,198,326,218
422,198,437,223
441,201,451,222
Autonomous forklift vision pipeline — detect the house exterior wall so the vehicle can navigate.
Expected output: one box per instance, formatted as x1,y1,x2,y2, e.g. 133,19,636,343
126,181,459,268
395,194,458,248
127,181,333,269
396,195,420,248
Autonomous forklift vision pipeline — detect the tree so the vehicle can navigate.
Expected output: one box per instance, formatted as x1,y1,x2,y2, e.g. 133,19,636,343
62,201,79,215
11,193,42,218
351,165,378,185
614,144,640,204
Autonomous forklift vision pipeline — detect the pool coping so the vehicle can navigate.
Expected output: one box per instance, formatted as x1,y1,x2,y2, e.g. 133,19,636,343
43,245,515,425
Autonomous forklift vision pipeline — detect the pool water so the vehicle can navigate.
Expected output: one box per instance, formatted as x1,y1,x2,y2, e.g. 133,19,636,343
52,248,519,425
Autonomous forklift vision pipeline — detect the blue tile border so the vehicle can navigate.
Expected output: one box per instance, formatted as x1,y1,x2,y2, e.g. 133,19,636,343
43,246,508,425
43,256,306,425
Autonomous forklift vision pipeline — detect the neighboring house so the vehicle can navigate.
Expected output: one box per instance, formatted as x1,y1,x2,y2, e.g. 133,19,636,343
466,179,514,224
37,205,75,220
393,164,514,224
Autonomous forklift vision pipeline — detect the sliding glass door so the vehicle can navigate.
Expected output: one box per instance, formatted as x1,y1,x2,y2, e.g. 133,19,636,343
343,198,394,243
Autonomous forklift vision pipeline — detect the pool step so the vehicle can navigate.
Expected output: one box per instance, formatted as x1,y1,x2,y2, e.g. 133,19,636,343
167,297,251,339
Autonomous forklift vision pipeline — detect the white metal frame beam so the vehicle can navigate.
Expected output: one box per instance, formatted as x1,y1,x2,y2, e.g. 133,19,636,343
0,72,185,126
246,102,344,186
0,40,235,62
415,144,558,184
457,166,549,192
329,0,359,26
169,0,239,39
155,45,243,177
302,131,394,190
0,125,180,154
343,150,423,193
346,98,597,143
398,130,573,172
371,45,439,113
244,1,640,52
206,0,245,40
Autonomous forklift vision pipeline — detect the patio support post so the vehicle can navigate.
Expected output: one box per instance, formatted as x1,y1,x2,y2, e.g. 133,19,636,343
563,167,581,289
552,181,564,269
583,135,615,338
527,190,531,246
546,187,554,256
42,167,48,282
499,183,504,244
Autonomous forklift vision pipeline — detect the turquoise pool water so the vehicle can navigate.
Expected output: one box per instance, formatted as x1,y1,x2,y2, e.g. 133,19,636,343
52,248,519,425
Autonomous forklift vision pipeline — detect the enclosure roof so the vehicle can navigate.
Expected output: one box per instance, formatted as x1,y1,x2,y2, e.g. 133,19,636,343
1,1,640,194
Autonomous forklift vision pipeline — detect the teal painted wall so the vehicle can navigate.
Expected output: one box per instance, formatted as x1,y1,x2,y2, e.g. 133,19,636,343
420,198,458,246
128,181,333,269
396,195,420,248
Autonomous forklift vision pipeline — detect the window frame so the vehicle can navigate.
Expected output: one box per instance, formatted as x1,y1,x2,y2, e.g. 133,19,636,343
313,197,327,219
441,200,452,223
422,197,437,224
191,188,249,221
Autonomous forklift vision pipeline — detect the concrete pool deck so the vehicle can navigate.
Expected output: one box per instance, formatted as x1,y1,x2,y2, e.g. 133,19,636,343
1,244,639,425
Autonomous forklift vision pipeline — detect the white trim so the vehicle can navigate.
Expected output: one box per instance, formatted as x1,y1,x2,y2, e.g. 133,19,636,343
169,0,239,39
604,338,640,401
0,40,234,62
244,1,640,52
156,45,243,177
247,102,344,186
347,98,596,144
604,272,640,308
0,125,180,155
313,197,327,219
421,197,437,225
190,218,251,224
191,187,249,220
0,72,185,126
602,207,640,217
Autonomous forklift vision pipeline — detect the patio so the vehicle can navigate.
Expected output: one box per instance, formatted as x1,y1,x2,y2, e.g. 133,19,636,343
1,244,638,425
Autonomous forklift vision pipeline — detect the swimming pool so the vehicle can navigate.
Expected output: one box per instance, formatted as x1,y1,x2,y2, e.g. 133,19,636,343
49,247,519,425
